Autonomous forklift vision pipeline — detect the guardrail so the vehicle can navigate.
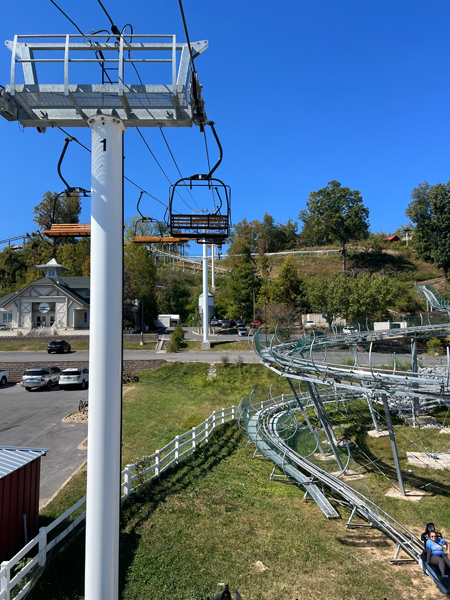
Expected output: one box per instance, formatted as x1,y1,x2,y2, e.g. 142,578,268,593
0,406,237,600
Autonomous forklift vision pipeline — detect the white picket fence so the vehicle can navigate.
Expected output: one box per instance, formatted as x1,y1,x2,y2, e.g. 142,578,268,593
0,406,237,600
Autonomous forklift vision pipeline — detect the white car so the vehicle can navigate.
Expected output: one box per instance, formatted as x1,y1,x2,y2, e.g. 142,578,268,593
59,367,89,390
343,326,357,334
304,320,316,329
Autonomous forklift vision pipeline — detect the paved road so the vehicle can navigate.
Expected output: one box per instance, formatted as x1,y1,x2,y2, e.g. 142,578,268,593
0,349,259,363
0,383,88,507
0,348,442,368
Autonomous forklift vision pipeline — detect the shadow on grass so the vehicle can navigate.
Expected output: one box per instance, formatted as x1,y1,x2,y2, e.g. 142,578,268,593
27,424,240,600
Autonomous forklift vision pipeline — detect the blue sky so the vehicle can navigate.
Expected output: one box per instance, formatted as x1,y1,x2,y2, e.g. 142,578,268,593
0,0,449,251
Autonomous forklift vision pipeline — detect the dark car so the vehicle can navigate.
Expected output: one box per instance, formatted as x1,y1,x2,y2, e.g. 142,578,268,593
230,319,236,327
47,339,71,354
236,319,245,328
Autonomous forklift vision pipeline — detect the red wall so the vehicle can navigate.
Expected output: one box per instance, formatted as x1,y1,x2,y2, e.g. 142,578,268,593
0,457,41,561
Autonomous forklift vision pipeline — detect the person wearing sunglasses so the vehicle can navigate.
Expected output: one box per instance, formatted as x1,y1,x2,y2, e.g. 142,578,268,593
426,530,450,578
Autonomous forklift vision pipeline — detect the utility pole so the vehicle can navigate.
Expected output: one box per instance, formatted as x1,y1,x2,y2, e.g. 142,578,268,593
211,244,216,292
85,115,125,600
140,298,145,345
202,243,211,348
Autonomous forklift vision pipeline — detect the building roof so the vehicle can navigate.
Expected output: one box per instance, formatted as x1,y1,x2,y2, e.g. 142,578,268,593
36,258,69,271
0,446,48,479
384,235,400,242
0,276,90,309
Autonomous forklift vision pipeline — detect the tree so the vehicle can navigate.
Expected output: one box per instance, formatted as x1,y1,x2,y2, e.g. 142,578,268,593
306,273,396,325
299,181,370,270
33,191,82,231
406,182,433,261
56,239,90,276
124,242,158,328
228,245,261,320
429,182,450,279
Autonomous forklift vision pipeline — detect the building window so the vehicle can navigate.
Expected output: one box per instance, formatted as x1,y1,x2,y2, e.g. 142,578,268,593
50,316,55,324
84,312,90,324
47,269,55,277
2,313,12,323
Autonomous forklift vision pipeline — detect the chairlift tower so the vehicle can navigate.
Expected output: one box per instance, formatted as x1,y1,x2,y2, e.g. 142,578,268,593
0,33,208,600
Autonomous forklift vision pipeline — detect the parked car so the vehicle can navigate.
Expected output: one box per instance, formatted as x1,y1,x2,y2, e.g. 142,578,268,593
210,318,220,327
304,320,316,329
230,319,236,327
221,318,231,328
250,320,261,328
47,339,71,354
343,326,358,334
21,366,61,391
59,367,89,390
0,369,9,385
237,327,249,337
236,319,245,328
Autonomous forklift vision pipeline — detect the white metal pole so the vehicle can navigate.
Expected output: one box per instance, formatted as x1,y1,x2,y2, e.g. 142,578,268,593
202,243,210,348
211,244,216,292
85,115,125,600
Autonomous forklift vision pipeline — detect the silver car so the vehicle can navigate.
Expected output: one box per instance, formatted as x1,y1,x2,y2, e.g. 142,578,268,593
59,367,89,390
21,366,61,391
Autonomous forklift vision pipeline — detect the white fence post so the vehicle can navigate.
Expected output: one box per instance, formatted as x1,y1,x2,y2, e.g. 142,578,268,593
175,435,179,464
1,562,10,600
221,408,225,424
211,411,216,431
38,527,47,567
155,450,160,477
192,427,196,451
123,464,132,498
205,420,209,444
231,405,235,420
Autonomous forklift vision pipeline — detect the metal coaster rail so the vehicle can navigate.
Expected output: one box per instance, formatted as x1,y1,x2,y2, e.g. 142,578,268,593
242,316,450,593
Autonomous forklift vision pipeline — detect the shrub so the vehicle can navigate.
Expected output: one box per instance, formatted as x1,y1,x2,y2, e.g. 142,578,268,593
427,337,443,356
221,353,229,367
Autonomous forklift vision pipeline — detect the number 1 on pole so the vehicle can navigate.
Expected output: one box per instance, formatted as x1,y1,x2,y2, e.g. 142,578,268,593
101,139,106,152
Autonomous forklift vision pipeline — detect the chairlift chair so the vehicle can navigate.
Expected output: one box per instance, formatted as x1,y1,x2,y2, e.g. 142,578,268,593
168,123,231,244
43,137,91,238
132,191,189,245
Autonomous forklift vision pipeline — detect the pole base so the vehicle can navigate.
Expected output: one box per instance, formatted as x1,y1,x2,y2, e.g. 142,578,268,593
140,341,145,346
202,341,211,349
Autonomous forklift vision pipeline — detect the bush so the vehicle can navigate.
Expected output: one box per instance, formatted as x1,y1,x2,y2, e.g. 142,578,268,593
166,326,185,353
427,337,443,356
221,353,229,367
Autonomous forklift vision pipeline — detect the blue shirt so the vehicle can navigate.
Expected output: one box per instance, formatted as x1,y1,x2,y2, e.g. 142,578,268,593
426,538,447,556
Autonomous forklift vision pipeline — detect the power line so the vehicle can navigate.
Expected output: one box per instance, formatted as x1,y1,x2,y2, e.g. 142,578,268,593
49,0,85,36
57,127,168,208
177,0,196,72
136,128,197,212
159,128,200,209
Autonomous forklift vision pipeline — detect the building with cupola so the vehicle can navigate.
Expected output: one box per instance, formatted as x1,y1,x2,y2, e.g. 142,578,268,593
0,258,90,333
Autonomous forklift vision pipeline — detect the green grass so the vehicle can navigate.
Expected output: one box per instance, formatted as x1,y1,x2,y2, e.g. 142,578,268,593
180,340,253,352
28,364,443,600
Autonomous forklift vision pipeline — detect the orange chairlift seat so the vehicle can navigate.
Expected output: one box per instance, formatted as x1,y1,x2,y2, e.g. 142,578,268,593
43,223,91,237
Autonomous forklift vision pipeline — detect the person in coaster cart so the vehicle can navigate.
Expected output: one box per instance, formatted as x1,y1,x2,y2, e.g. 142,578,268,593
426,531,450,579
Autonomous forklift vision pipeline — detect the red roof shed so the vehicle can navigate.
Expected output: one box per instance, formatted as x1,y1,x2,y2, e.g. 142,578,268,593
383,235,400,242
0,446,47,561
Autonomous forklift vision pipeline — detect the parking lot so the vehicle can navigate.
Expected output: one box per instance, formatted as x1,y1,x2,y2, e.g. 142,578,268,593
0,382,89,507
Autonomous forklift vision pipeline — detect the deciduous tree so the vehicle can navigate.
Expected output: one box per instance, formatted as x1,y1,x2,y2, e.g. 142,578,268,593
299,181,370,270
